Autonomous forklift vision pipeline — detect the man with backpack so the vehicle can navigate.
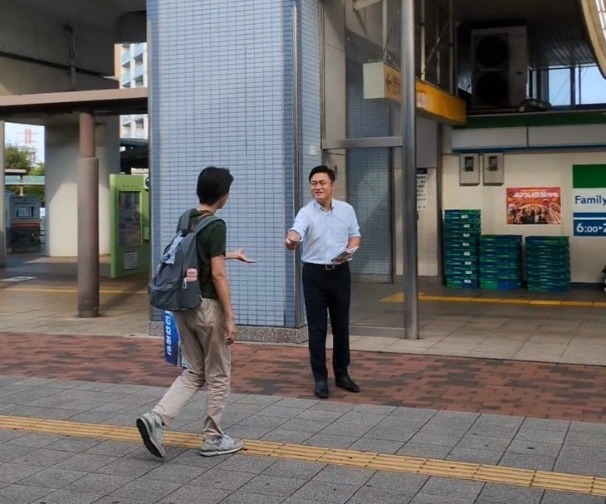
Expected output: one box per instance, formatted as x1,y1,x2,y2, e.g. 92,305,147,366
138,166,254,458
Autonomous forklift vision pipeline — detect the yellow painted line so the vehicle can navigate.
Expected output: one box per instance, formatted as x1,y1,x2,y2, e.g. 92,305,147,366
418,295,443,301
379,292,604,309
1,287,147,295
560,301,592,307
469,297,501,303
379,293,426,303
381,293,404,302
528,300,562,306
441,296,475,303
0,415,604,497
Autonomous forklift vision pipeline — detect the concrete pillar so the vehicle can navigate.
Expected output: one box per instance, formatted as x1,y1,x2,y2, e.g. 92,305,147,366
0,121,5,267
148,0,321,341
45,118,119,257
77,112,99,318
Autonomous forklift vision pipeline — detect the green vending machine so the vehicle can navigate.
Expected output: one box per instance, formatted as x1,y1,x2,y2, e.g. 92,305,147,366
109,174,150,278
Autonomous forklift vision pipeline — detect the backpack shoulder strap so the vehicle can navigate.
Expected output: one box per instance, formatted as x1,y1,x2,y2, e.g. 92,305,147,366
176,209,195,233
191,214,221,235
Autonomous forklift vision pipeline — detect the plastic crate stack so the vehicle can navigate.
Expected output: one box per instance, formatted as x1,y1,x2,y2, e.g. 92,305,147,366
525,236,571,292
443,210,481,289
479,235,523,290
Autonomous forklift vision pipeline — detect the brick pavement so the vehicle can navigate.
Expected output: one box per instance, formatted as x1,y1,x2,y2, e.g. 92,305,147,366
0,333,606,422
2,331,606,423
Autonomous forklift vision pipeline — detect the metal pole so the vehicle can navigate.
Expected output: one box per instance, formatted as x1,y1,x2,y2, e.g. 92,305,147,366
570,66,576,106
0,121,5,268
436,14,441,85
578,66,583,105
382,0,388,58
401,0,419,339
420,0,425,79
449,0,454,93
77,111,99,317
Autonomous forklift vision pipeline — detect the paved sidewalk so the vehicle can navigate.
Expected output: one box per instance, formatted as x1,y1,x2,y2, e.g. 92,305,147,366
2,331,606,423
1,331,606,502
0,375,605,503
2,258,606,502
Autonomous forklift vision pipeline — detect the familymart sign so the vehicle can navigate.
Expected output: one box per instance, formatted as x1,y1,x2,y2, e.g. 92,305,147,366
573,164,606,237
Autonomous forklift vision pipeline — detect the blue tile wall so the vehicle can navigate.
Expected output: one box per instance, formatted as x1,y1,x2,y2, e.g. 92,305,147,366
282,0,297,327
147,0,162,322
149,0,321,327
295,0,322,325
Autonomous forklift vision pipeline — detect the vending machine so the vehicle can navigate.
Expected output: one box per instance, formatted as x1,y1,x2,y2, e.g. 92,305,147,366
8,195,41,253
109,174,150,278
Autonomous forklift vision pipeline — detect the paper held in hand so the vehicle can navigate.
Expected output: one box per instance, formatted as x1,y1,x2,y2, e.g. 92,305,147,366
331,246,359,264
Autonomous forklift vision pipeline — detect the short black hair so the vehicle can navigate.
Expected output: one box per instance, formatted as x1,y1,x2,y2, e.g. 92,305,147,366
196,166,234,205
308,165,336,182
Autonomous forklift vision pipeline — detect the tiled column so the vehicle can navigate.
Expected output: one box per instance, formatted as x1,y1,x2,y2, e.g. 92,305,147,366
148,0,321,342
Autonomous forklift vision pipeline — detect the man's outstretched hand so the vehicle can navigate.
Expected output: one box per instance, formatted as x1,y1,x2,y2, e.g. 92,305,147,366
227,248,257,263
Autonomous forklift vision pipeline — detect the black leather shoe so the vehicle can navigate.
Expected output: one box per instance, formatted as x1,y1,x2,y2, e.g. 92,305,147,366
314,380,329,399
335,373,360,393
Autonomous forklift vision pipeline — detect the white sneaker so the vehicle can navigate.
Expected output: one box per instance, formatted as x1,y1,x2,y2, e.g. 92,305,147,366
136,411,165,458
200,435,244,457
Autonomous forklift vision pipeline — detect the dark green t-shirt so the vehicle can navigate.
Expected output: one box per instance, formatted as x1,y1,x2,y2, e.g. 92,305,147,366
187,209,226,300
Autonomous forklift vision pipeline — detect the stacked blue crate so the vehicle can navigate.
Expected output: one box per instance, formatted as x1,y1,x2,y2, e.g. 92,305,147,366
479,235,523,290
444,210,481,289
525,236,571,292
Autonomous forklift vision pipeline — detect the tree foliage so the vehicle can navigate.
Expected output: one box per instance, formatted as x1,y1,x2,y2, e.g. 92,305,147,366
4,144,45,206
5,144,33,171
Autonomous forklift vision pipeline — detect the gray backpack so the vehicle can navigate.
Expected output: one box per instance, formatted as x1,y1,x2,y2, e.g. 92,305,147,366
149,210,220,312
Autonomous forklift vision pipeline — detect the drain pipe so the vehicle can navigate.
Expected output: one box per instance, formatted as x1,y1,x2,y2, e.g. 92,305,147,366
64,25,77,90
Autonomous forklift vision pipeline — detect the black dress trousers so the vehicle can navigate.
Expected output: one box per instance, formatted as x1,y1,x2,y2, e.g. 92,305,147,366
302,262,351,382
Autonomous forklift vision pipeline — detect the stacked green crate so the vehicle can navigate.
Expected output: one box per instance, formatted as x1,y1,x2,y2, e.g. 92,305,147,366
525,236,571,292
444,210,481,289
479,235,522,290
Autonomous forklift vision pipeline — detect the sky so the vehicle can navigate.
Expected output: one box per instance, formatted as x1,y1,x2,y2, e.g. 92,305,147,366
4,122,45,163
549,65,606,106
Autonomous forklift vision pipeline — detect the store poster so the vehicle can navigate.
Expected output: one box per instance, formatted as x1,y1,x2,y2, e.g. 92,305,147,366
506,187,561,225
416,168,428,210
572,164,606,237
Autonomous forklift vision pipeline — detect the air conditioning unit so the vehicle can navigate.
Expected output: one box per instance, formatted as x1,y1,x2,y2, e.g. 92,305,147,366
471,26,528,109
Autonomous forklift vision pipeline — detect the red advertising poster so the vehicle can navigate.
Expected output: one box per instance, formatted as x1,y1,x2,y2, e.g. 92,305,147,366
506,187,561,225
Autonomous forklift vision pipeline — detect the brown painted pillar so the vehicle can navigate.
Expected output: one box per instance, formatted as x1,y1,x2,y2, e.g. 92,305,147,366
77,112,99,317
0,121,5,268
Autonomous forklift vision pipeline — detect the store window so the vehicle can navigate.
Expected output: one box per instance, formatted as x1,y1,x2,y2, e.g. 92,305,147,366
548,67,572,106
577,65,606,105
546,64,606,108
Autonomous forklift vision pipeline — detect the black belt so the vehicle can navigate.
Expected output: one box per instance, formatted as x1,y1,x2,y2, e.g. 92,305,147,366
303,262,348,271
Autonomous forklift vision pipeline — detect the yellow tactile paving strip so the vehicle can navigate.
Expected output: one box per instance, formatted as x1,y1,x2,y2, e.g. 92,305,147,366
381,292,606,308
1,414,605,497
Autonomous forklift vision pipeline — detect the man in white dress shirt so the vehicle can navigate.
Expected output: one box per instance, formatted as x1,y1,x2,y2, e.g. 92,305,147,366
285,166,362,399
